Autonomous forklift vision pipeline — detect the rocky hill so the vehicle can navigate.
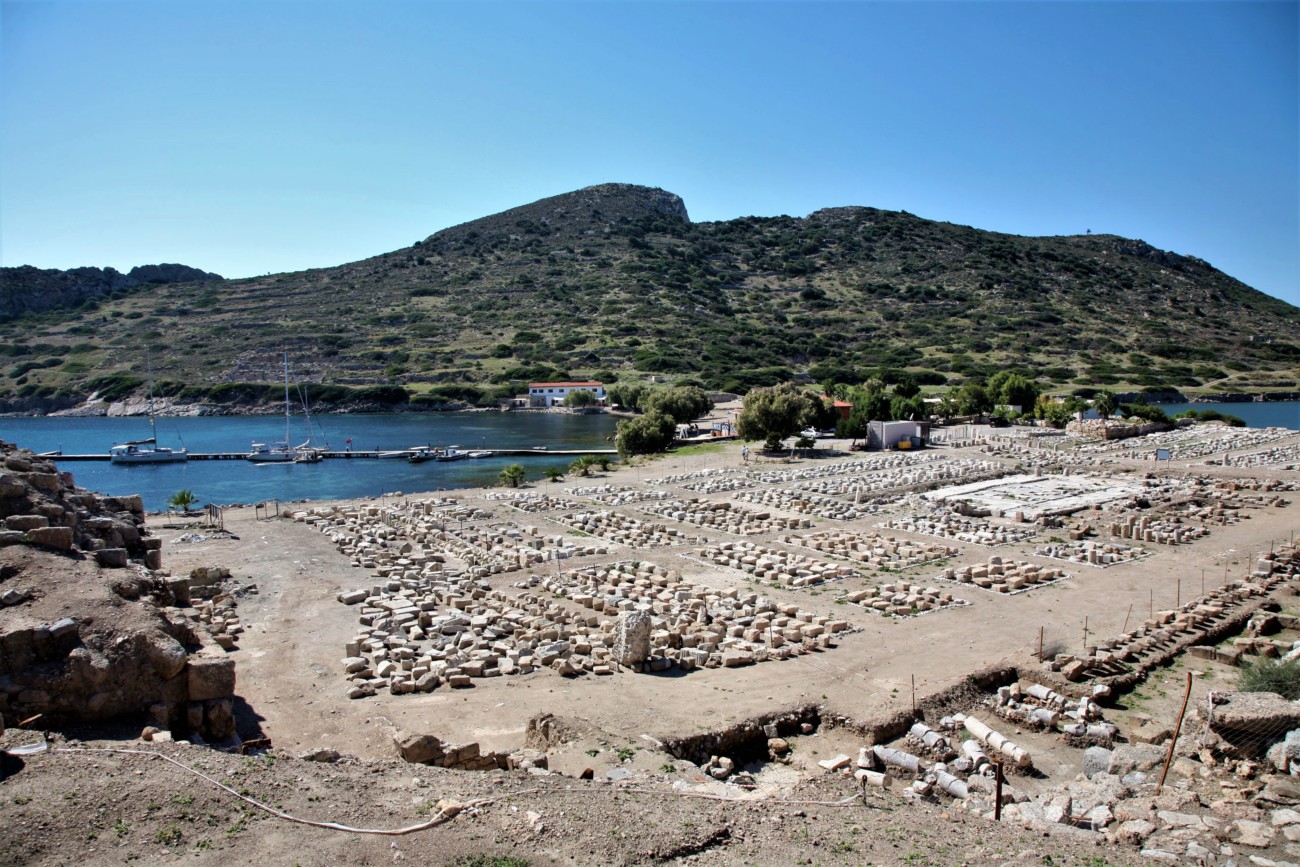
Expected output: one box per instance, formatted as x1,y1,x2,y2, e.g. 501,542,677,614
1,183,1295,407
0,262,223,320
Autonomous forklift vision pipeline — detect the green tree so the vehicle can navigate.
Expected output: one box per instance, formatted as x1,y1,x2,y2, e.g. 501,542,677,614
167,489,198,512
889,394,926,421
499,464,526,487
641,385,714,424
616,410,677,458
988,370,1041,412
737,382,817,441
563,389,598,408
606,382,649,411
955,381,992,416
892,374,921,399
544,465,565,481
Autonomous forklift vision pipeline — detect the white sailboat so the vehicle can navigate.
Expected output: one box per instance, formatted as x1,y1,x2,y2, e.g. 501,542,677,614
292,381,326,463
110,355,188,464
247,353,298,463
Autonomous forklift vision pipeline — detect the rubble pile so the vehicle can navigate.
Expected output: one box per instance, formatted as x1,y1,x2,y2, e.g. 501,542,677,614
570,484,671,505
1035,539,1150,568
782,529,958,570
878,511,1038,547
534,560,854,670
796,458,1010,502
691,540,856,588
489,492,579,511
641,498,812,535
0,442,239,743
934,557,1071,595
555,510,697,547
0,441,157,567
837,581,970,616
1109,513,1209,545
731,486,872,521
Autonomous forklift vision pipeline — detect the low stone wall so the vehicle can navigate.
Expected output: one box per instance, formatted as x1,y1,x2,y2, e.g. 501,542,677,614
393,729,510,771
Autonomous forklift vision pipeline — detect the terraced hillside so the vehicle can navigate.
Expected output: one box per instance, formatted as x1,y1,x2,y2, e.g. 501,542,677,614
1,183,1296,407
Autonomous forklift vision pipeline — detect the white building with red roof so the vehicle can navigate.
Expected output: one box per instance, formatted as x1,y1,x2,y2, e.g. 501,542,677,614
528,381,606,408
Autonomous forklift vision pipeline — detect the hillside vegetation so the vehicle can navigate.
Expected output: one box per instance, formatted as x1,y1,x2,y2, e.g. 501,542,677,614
1,183,1296,407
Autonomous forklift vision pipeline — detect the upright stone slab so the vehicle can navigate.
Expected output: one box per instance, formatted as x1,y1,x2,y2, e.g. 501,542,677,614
613,609,652,667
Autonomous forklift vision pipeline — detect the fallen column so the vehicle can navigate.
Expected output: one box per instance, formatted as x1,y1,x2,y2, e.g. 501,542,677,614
872,744,921,774
930,764,969,799
854,768,892,788
961,739,990,771
909,721,951,756
1025,683,1068,708
960,714,1033,769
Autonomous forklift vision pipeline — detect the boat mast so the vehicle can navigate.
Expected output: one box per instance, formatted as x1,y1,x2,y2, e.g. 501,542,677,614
282,351,291,449
146,351,158,443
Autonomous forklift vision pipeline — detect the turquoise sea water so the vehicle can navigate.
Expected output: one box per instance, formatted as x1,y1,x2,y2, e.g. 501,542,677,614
1152,401,1299,430
0,412,619,511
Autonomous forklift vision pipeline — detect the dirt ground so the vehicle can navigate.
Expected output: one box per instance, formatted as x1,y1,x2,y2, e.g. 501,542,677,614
4,427,1299,865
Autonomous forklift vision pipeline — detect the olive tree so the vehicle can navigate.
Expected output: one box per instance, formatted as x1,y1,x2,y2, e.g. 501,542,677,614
641,385,714,424
616,410,676,458
736,382,818,442
563,389,598,408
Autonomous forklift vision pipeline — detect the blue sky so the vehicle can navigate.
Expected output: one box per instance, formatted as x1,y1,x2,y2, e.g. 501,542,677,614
2,1,1296,305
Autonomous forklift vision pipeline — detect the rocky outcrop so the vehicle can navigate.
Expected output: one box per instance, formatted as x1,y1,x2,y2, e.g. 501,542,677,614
421,183,689,254
0,262,222,320
0,440,239,744
0,442,155,565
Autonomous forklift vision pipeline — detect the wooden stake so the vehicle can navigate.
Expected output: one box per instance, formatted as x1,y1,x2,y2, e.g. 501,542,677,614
993,759,1004,821
910,674,916,715
1176,578,1181,609
1121,604,1133,634
1156,672,1194,795
1038,626,1044,662
1150,589,1154,621
1082,616,1088,653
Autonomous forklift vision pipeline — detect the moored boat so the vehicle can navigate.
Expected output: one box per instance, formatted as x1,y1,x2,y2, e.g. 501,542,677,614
110,354,188,464
110,437,188,464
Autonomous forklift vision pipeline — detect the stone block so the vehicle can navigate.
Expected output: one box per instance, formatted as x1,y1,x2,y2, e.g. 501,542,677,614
4,515,48,531
27,526,73,550
1201,692,1300,736
1109,744,1168,776
187,654,236,701
94,548,129,568
25,472,60,492
394,730,446,764
1083,746,1113,778
145,634,188,679
205,698,236,740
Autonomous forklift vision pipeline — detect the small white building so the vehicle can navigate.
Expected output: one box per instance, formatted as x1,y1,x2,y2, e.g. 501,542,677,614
528,381,606,408
867,420,929,450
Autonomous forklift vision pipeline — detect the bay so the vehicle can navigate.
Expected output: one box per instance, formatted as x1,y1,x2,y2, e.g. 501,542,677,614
0,412,619,511
1150,401,1300,430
